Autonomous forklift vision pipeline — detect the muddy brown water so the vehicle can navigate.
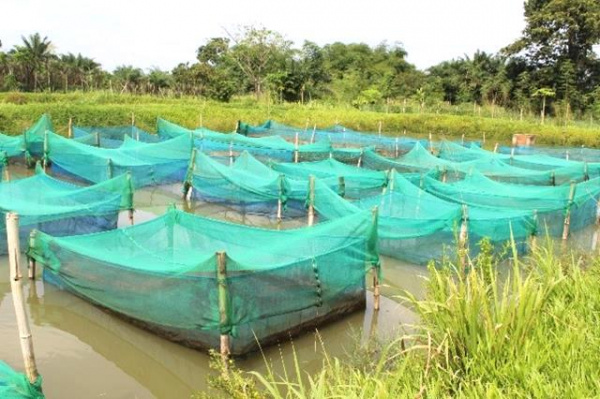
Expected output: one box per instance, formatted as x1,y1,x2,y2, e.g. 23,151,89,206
0,165,425,398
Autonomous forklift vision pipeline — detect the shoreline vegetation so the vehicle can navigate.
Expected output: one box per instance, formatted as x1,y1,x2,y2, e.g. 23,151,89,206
197,239,600,398
1,92,600,148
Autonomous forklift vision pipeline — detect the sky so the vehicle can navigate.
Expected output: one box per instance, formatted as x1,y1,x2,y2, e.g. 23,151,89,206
2,0,527,72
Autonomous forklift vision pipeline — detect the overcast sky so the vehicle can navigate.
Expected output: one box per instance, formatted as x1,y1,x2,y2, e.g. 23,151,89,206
2,0,526,72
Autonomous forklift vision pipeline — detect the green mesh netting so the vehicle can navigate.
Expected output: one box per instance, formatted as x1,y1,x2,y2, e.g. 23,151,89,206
0,133,26,158
44,132,192,187
423,172,600,237
158,118,332,163
0,361,43,399
27,207,378,355
73,125,161,148
0,164,133,253
271,158,388,198
312,172,539,263
23,115,53,158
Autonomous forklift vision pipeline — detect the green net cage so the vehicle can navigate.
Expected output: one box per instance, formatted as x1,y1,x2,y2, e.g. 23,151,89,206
27,207,379,355
0,361,43,399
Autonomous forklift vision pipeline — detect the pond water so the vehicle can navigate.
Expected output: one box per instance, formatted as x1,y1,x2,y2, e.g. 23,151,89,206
0,165,427,398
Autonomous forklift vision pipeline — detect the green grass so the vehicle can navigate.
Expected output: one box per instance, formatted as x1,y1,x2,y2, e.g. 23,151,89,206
198,239,600,398
1,91,600,147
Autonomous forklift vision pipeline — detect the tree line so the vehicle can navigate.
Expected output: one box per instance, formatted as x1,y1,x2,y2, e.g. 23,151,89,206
1,0,599,120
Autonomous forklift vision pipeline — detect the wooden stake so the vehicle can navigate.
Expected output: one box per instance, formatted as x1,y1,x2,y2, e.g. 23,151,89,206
378,121,382,137
429,133,434,154
562,181,576,241
216,251,230,371
228,141,234,166
357,150,363,168
6,213,40,385
294,132,299,163
461,133,465,145
459,205,469,268
42,131,49,172
371,206,380,311
565,150,569,161
592,199,600,251
307,175,315,226
395,137,399,158
276,174,284,224
27,231,37,280
482,132,486,144
493,143,499,153
95,132,100,147
131,112,135,127
67,117,73,138
311,124,316,144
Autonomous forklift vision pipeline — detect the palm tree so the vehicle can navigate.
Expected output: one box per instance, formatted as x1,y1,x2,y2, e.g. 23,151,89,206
15,33,53,91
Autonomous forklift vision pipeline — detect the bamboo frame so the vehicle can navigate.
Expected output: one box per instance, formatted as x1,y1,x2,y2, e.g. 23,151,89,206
307,175,315,226
459,205,469,268
371,206,380,311
6,213,40,385
216,251,230,371
294,132,299,163
562,181,577,241
67,117,73,138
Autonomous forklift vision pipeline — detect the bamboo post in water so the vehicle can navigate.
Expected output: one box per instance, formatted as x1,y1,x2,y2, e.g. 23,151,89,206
216,251,230,371
371,206,380,311
482,132,486,144
183,149,197,200
562,181,577,241
6,213,40,385
338,176,346,198
461,133,465,145
27,232,37,280
67,117,73,138
293,132,299,163
131,112,135,127
276,174,284,225
378,121,382,137
311,124,317,144
357,149,363,168
126,173,135,225
394,137,399,158
228,141,234,166
493,143,499,153
565,150,569,161
307,175,315,226
95,132,100,147
42,131,49,172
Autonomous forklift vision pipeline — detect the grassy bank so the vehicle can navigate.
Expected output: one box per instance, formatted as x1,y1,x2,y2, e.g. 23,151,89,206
201,240,600,398
1,92,600,147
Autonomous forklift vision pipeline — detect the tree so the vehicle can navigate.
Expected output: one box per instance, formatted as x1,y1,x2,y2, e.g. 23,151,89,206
14,33,53,91
504,0,600,96
225,26,292,99
112,65,143,94
533,87,556,124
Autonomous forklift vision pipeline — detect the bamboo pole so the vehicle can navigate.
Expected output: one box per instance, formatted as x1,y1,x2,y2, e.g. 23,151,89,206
307,175,315,226
530,210,538,252
459,205,469,268
482,132,486,144
107,158,113,179
311,124,316,144
95,132,100,147
441,167,448,183
294,132,299,163
126,173,134,225
216,251,230,371
27,231,37,280
550,171,556,186
2,154,9,182
562,181,576,241
357,150,363,168
42,131,49,172
6,213,40,385
461,133,465,145
584,162,589,181
493,143,499,153
394,137,399,158
131,112,135,127
428,133,434,154
338,176,346,198
565,150,569,161
592,199,600,252
371,206,380,311
228,141,234,166
378,121,382,137
276,174,284,225
67,117,73,138
183,149,197,200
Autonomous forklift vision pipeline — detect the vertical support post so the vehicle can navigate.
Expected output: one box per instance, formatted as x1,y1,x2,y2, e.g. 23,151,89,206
2,153,9,182
276,174,284,225
126,173,134,225
6,213,40,385
562,181,576,241
307,175,315,226
510,147,515,165
304,119,309,133
357,149,363,168
550,171,556,186
493,143,499,153
107,158,113,179
530,210,538,252
183,149,197,200
371,206,380,311
394,137,399,158
67,117,73,138
42,131,49,172
429,132,434,154
592,198,600,252
216,251,230,371
294,132,299,163
27,231,37,280
482,132,486,144
378,121,382,137
228,141,234,166
565,150,569,161
131,112,135,127
311,124,317,144
584,162,589,181
338,176,346,198
461,133,465,145
388,169,396,192
459,205,469,268
95,132,100,147
441,167,448,183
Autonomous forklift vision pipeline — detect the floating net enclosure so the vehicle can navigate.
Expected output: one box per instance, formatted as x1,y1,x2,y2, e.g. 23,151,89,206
312,171,540,263
44,132,192,187
0,133,26,159
0,164,133,254
27,207,379,355
0,361,43,399
23,115,54,158
158,118,332,163
73,125,161,148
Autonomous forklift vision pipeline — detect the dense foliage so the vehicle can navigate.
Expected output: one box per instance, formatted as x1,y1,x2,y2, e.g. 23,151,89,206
1,0,599,120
